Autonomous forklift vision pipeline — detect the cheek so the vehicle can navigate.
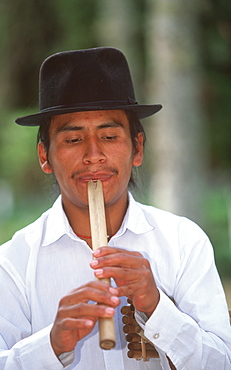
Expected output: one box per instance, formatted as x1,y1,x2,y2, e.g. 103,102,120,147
109,145,132,165
115,148,134,175
48,148,76,175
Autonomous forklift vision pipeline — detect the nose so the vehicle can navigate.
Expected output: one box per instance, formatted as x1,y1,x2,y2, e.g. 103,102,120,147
83,137,106,164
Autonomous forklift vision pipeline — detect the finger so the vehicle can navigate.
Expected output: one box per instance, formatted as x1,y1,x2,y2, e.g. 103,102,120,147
60,290,120,310
94,266,141,282
91,252,147,270
92,246,142,259
63,281,119,305
93,267,158,309
58,303,116,323
93,266,153,295
57,317,96,330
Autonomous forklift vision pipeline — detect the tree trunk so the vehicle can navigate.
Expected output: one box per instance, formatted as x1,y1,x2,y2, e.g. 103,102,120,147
145,0,208,223
95,0,145,102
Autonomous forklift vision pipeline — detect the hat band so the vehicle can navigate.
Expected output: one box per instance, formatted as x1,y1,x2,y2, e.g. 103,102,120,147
40,99,138,113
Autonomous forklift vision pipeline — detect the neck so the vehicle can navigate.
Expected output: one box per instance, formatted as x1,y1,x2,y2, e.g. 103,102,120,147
61,193,129,248
75,231,116,240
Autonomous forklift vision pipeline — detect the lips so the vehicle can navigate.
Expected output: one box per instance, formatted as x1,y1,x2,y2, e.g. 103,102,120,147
72,167,118,183
76,172,115,183
80,175,112,183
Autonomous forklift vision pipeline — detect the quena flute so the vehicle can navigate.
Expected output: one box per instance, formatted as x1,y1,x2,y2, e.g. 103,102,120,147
87,179,116,350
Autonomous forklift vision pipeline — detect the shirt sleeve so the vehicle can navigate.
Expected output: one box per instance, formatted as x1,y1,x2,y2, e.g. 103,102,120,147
0,325,69,370
135,229,231,370
0,256,74,370
59,351,75,367
136,289,231,370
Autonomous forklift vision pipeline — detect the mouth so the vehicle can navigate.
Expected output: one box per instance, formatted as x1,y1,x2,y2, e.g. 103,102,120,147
74,170,117,184
72,167,118,185
79,174,113,183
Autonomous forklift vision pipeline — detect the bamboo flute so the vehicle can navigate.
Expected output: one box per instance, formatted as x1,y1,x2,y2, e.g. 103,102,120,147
87,180,116,350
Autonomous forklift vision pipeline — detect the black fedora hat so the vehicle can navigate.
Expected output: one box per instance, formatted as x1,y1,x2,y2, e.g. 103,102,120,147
15,47,162,126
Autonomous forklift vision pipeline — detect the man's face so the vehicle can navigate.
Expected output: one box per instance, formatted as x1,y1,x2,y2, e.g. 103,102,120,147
38,110,143,212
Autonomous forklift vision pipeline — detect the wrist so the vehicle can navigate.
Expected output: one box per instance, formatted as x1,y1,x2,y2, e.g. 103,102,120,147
144,291,160,317
50,331,72,358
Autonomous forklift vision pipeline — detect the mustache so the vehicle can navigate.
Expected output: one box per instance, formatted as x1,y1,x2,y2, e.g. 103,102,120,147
71,167,118,179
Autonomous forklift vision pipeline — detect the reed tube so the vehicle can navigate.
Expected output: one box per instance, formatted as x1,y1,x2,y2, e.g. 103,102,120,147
121,300,159,360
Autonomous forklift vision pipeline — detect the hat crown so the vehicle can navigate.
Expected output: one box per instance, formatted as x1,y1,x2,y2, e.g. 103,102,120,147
40,47,136,111
15,47,162,126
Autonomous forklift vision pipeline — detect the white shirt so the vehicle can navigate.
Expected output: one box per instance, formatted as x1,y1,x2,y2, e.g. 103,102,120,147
0,194,230,370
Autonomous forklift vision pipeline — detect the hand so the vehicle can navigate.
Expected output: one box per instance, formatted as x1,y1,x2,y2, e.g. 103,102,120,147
90,247,160,317
50,280,120,357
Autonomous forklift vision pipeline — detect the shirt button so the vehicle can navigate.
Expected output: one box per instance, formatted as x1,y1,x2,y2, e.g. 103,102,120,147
153,333,160,339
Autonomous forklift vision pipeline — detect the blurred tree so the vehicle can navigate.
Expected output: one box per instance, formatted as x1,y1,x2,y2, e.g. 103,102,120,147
0,0,62,204
0,0,98,199
0,0,61,109
95,0,146,101
200,0,231,171
145,0,209,223
54,0,98,50
199,0,231,276
95,0,154,202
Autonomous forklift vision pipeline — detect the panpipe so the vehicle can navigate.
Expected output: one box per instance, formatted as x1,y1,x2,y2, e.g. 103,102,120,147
121,300,159,361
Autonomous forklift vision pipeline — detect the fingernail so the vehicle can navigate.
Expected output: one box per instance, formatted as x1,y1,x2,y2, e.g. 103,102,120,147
109,287,118,295
85,320,94,327
95,269,103,277
93,249,100,257
90,260,98,267
110,296,120,304
105,307,114,316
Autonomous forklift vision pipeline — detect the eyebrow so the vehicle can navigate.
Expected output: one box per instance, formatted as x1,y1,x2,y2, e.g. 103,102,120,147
56,120,125,134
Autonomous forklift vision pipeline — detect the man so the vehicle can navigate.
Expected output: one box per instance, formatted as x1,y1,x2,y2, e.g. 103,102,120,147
0,47,230,369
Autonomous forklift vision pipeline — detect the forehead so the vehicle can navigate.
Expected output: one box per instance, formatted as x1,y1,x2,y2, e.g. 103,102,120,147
49,110,130,133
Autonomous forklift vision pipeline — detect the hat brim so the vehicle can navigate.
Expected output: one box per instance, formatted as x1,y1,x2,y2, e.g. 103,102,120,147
15,104,162,126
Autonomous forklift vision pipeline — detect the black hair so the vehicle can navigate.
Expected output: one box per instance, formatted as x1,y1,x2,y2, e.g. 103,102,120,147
37,117,51,154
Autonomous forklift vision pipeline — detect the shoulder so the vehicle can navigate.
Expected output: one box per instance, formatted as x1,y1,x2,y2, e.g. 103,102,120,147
134,199,211,251
0,204,53,264
0,196,66,285
137,200,203,231
132,201,216,284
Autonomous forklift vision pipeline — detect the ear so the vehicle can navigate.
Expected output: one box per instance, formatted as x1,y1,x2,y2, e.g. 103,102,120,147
132,132,144,167
38,142,53,174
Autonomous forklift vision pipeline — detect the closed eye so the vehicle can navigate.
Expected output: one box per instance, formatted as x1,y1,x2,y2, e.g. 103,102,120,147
65,138,82,144
102,135,117,140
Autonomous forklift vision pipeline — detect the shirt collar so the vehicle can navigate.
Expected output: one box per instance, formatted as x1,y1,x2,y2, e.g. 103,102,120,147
42,193,154,246
117,192,154,237
42,195,76,246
